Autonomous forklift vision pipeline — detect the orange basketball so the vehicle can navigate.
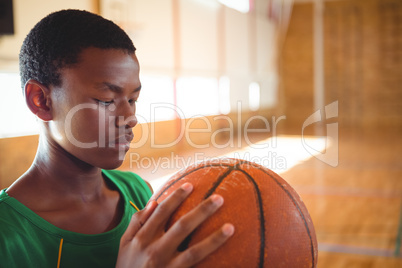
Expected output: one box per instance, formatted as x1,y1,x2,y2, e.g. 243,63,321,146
152,158,318,268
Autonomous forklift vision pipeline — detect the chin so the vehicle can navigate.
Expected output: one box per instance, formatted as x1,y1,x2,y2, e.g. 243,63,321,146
91,146,129,169
99,159,125,170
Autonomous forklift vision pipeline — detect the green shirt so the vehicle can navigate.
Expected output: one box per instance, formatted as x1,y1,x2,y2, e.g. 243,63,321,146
0,170,152,268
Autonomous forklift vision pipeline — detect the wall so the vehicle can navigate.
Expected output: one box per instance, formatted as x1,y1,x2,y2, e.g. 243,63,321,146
281,0,402,128
0,135,38,188
100,0,278,112
281,2,314,126
0,0,97,71
324,0,402,126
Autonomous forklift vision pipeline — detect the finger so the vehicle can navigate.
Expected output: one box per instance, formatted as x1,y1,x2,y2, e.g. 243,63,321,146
142,183,193,235
160,194,224,252
120,200,158,244
169,223,235,268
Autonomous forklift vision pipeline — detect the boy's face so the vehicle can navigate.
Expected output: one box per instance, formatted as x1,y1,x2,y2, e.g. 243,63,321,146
48,47,141,169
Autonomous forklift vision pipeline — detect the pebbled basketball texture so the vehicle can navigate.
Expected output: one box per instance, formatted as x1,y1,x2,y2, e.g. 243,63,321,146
152,158,318,268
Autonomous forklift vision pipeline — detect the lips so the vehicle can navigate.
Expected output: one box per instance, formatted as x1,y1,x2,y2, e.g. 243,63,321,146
110,133,134,147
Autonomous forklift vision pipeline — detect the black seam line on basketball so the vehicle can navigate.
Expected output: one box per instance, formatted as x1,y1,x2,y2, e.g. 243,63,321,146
177,165,234,251
247,164,316,267
202,166,235,199
154,163,235,201
238,169,265,268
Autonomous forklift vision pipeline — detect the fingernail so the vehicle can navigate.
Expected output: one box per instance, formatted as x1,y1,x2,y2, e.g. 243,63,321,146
146,200,157,210
181,183,193,193
222,224,235,236
211,194,224,207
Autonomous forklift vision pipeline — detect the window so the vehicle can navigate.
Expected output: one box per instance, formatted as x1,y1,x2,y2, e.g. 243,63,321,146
136,74,175,122
218,0,250,13
176,76,220,118
249,82,260,111
0,73,39,138
218,76,231,114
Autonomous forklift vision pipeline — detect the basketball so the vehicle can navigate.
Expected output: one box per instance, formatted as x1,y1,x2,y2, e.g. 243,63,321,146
152,158,318,268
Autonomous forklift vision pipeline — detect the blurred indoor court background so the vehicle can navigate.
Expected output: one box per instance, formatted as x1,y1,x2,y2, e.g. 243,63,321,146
0,0,401,267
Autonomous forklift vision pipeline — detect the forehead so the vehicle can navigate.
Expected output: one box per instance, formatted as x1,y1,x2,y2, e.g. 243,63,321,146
59,47,140,90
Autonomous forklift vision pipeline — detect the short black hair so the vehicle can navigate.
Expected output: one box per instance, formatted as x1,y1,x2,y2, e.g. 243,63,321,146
19,9,136,89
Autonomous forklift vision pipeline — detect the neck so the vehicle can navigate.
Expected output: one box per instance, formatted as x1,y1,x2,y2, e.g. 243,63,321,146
23,134,105,201
6,133,124,233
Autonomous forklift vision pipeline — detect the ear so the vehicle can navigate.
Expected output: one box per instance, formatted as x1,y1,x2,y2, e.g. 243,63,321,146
24,79,53,121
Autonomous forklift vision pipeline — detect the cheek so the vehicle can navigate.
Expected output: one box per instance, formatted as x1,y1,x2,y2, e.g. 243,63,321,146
63,105,104,145
52,102,120,148
76,108,121,144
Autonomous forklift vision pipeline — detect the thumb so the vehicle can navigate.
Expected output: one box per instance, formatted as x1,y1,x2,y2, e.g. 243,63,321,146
121,200,158,244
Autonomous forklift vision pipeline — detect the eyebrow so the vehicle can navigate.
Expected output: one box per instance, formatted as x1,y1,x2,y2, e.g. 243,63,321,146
97,82,141,93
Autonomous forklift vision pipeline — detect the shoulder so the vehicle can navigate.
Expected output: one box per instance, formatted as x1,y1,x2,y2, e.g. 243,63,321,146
0,190,26,236
102,170,152,207
0,189,7,203
0,189,14,213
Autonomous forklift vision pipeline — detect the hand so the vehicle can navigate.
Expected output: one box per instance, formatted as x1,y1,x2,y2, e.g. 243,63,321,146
116,183,235,268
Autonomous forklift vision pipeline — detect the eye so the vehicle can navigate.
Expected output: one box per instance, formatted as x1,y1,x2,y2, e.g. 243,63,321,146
128,99,137,105
96,99,114,106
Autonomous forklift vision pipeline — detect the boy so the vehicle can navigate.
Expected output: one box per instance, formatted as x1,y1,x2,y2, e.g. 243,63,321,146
0,9,234,267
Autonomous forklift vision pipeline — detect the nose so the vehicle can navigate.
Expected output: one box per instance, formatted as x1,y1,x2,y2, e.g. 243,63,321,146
115,101,138,129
